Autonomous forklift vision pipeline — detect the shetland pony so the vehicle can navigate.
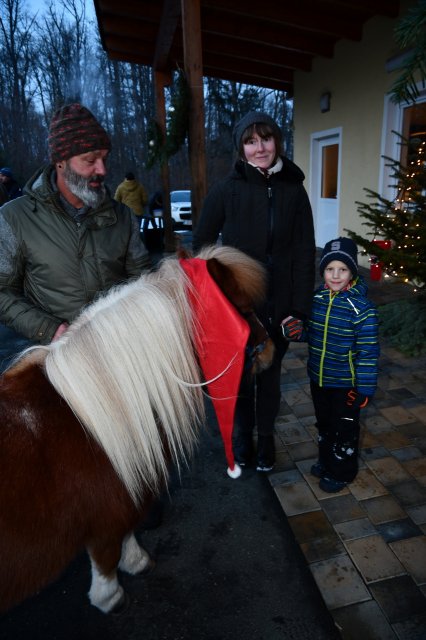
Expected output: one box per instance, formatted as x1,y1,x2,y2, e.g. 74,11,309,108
0,246,274,614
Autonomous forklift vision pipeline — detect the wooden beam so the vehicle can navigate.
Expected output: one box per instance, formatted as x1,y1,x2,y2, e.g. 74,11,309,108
201,34,313,71
199,52,294,83
95,0,401,99
154,70,176,253
153,0,181,71
181,0,206,229
103,35,296,83
200,10,336,58
202,0,368,39
203,67,293,93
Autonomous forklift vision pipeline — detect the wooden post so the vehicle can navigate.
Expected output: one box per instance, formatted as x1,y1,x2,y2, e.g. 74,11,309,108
181,0,207,229
153,69,175,252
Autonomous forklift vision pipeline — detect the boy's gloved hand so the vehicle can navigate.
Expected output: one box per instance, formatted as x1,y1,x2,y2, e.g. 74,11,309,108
281,316,304,341
346,389,369,409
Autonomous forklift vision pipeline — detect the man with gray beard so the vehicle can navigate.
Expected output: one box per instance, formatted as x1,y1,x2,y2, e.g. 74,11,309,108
0,103,150,344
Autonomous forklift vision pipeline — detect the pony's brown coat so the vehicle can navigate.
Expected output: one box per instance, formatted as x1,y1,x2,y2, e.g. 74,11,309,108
0,360,145,611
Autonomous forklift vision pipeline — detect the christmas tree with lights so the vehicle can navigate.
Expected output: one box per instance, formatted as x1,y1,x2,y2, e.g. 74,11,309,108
346,136,426,355
346,136,426,291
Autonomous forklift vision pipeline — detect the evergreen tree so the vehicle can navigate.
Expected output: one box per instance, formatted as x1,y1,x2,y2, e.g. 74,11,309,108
389,0,426,104
346,0,426,295
346,137,426,291
346,135,426,356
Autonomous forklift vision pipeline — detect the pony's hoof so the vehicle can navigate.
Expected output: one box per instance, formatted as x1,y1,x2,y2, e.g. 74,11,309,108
111,591,131,615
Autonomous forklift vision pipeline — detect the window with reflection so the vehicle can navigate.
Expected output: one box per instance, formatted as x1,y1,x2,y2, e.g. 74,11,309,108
321,143,338,198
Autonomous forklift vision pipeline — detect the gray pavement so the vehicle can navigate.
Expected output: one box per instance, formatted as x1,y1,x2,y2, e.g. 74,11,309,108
269,338,426,640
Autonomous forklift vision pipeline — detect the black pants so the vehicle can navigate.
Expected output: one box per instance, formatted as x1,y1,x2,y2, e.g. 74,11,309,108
235,324,288,440
310,381,361,482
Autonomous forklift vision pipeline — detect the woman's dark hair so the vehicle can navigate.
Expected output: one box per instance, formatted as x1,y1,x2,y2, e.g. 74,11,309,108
125,172,135,180
238,123,282,162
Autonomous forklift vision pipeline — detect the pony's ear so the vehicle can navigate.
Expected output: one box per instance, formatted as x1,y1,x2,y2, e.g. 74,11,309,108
177,247,192,259
206,257,250,313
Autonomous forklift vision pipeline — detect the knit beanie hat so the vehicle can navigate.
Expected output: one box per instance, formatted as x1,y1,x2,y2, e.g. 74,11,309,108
48,103,111,163
232,111,282,151
319,237,358,278
0,167,12,178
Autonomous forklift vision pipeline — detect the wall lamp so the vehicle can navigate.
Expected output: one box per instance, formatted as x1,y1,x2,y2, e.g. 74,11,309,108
320,92,331,113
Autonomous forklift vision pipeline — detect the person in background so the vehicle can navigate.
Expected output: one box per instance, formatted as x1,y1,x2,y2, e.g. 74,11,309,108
114,171,148,232
283,237,379,493
193,110,316,472
0,167,22,202
0,103,150,345
144,190,163,233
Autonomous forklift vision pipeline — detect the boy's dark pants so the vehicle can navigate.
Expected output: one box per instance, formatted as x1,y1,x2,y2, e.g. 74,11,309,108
310,381,361,483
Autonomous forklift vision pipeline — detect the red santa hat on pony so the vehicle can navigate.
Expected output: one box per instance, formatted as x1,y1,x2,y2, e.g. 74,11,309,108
180,257,250,479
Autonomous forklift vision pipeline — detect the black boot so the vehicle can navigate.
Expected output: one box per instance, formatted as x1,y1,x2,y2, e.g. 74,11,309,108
256,434,275,472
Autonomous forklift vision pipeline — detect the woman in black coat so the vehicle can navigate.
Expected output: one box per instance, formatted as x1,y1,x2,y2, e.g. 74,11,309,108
193,111,316,472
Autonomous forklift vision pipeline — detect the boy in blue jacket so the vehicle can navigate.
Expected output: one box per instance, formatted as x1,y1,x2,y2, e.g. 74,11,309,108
283,237,379,493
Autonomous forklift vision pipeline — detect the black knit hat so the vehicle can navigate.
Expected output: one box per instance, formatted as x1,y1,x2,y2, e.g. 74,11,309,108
48,103,111,163
319,237,358,277
232,111,282,151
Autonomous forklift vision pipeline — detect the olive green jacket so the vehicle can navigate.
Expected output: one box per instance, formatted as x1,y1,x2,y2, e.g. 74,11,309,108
114,179,148,216
0,165,150,344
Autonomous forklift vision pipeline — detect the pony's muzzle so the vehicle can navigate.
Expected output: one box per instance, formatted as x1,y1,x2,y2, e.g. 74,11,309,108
246,337,275,375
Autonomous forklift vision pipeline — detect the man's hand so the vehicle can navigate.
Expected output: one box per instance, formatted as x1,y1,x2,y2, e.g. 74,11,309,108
281,316,304,341
346,389,369,409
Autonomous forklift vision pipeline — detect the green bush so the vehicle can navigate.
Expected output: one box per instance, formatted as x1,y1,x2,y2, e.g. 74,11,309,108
378,296,426,356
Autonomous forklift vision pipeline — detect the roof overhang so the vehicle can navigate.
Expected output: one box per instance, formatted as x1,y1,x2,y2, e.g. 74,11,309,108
94,0,400,95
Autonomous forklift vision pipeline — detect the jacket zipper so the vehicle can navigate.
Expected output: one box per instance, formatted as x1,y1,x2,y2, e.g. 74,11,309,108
349,350,355,383
266,178,273,256
266,177,274,322
319,292,333,387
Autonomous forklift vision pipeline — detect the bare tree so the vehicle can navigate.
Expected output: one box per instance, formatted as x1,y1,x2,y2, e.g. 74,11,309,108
0,0,42,178
32,0,95,113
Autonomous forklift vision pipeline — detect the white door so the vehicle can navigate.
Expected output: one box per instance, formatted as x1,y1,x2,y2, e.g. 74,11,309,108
310,129,341,247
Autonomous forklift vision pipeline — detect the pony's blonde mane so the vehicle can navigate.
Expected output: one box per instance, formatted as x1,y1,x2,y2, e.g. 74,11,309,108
41,257,205,504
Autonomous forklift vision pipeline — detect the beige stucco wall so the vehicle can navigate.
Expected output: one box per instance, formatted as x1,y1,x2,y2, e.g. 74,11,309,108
293,2,413,264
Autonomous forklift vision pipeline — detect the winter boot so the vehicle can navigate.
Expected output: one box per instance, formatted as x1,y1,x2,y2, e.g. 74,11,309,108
233,429,255,467
256,434,275,472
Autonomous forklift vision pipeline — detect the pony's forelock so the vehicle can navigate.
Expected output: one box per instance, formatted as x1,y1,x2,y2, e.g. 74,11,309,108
196,245,266,305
